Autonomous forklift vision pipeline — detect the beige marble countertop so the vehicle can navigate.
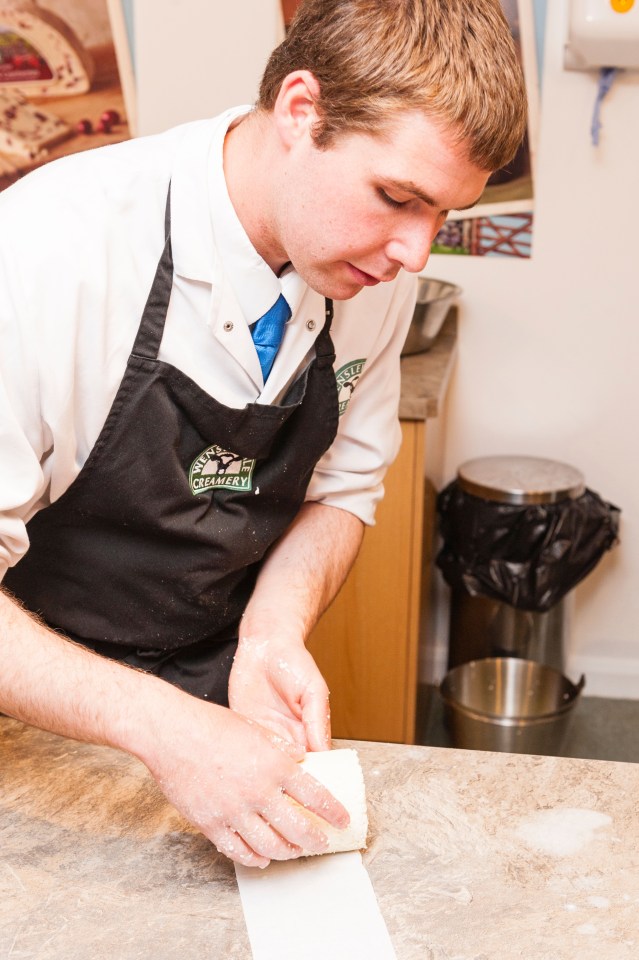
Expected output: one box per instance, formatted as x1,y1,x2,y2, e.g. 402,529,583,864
1,719,638,959
399,309,457,421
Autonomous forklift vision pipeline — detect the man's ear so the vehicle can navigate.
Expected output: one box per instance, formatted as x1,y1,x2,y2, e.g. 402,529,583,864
272,70,321,148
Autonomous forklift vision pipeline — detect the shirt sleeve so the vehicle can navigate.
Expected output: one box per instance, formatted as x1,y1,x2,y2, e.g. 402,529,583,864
305,271,417,525
0,141,168,584
0,224,51,580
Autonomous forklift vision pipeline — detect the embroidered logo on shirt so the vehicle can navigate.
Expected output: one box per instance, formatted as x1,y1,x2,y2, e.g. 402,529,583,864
189,444,256,495
335,359,366,416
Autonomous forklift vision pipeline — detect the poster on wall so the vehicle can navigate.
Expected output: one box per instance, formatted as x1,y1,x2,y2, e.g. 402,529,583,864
0,0,134,192
433,0,540,258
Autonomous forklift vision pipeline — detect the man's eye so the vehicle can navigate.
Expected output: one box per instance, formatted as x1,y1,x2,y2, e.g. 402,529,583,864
379,189,407,209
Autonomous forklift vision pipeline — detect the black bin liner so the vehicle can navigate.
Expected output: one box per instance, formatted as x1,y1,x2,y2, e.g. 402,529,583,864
436,484,620,613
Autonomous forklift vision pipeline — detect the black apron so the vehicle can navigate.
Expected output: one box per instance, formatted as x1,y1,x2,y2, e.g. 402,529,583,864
4,188,339,705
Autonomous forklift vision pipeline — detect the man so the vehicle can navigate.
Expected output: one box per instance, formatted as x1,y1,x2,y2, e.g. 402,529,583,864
0,0,526,867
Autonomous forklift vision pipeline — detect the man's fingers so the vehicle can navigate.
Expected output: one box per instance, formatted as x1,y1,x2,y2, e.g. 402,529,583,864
236,814,303,862
263,726,307,760
283,767,350,830
300,679,331,752
214,809,311,865
261,795,330,855
213,827,270,869
303,713,331,752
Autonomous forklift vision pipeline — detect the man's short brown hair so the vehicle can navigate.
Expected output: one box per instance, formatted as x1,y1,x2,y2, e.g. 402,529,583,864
259,0,527,171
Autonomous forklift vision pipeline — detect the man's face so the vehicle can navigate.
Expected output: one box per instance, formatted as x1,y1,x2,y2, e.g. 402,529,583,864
272,110,490,300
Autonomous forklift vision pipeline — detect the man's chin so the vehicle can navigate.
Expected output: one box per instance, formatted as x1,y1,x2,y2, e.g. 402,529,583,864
299,275,364,302
329,286,364,302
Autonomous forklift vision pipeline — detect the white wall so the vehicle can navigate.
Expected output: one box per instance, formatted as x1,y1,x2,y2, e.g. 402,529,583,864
424,0,639,697
134,0,284,136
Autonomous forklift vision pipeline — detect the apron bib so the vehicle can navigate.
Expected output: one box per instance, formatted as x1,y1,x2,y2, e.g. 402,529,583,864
4,188,339,703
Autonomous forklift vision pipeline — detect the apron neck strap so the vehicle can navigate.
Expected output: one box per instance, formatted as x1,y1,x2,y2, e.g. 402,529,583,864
314,298,335,367
131,184,174,361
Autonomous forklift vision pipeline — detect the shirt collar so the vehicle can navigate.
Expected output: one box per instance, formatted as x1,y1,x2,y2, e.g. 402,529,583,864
208,107,294,325
170,115,227,285
171,107,306,325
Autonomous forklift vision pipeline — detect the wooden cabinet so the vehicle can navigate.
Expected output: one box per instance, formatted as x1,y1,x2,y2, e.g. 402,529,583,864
308,313,456,744
307,419,429,744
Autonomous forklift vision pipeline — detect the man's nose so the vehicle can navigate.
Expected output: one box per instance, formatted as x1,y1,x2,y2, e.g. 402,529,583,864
386,220,440,274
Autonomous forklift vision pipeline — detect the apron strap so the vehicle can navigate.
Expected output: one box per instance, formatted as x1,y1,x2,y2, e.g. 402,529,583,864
314,298,336,368
131,184,173,361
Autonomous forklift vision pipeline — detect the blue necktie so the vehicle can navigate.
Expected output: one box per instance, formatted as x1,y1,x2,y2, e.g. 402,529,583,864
251,293,291,381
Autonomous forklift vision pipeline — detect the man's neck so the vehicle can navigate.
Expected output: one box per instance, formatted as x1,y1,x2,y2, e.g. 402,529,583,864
223,110,288,275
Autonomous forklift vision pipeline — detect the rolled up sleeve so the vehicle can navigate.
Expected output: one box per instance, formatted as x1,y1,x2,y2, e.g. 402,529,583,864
306,271,417,525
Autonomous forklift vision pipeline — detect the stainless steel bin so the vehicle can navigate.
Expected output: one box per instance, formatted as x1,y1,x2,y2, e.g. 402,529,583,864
444,456,586,673
440,657,585,755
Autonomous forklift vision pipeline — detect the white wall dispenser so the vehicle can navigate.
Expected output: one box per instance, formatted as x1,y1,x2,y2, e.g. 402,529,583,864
564,0,639,144
564,0,639,70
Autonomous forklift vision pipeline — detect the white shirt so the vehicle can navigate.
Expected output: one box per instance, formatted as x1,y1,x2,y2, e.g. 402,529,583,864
0,107,417,579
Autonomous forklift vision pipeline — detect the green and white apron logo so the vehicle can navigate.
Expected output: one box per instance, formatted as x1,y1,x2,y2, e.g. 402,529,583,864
335,359,366,416
189,444,256,495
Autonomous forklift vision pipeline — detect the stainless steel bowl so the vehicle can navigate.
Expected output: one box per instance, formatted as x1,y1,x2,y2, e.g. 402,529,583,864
401,277,461,356
440,657,585,756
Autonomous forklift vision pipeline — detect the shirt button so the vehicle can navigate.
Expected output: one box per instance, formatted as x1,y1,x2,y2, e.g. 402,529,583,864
306,319,316,331
223,321,234,332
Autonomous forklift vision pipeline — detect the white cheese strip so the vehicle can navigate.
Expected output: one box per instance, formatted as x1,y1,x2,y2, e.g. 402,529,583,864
0,88,70,159
236,853,397,960
0,1,94,97
297,748,368,855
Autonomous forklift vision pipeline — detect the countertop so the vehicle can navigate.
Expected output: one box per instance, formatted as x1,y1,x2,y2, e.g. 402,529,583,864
399,309,457,421
1,718,638,959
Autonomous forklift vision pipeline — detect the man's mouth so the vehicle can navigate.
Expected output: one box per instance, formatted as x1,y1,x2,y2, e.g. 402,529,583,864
346,263,382,287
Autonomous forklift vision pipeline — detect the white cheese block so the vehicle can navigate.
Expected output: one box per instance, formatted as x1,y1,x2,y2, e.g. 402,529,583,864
0,1,94,97
0,87,69,160
297,748,368,855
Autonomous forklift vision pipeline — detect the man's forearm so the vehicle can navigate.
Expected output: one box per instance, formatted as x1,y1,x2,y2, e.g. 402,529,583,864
240,501,364,642
0,586,180,762
0,587,348,866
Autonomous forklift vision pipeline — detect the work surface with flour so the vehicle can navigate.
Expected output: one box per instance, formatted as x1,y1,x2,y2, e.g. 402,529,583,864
1,718,638,959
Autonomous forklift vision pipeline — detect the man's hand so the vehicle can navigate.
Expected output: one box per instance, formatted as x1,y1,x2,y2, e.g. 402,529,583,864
143,694,349,868
228,634,331,751
231,503,364,750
